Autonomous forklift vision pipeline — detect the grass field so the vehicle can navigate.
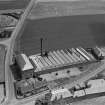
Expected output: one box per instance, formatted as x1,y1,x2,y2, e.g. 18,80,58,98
0,0,29,10
0,44,6,83
18,14,105,56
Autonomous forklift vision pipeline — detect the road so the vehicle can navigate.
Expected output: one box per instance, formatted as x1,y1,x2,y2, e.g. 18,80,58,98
0,0,38,105
0,0,36,105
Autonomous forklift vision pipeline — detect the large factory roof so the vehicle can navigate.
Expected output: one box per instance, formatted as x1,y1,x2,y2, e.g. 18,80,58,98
16,54,34,71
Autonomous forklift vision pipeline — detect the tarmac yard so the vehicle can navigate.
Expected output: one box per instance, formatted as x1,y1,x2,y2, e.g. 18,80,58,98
19,14,105,56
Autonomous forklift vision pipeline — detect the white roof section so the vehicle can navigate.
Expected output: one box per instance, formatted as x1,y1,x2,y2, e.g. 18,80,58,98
88,79,105,88
16,54,34,71
52,88,69,94
51,88,72,100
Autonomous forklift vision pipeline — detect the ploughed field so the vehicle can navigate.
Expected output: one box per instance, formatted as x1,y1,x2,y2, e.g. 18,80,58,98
19,14,105,56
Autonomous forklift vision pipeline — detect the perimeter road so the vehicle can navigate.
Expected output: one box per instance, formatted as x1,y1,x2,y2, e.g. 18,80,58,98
2,0,37,105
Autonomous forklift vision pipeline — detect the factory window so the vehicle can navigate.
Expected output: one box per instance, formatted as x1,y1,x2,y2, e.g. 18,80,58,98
67,70,70,74
55,73,58,76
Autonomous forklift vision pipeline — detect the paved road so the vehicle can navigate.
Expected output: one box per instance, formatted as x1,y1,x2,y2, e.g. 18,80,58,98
0,0,38,105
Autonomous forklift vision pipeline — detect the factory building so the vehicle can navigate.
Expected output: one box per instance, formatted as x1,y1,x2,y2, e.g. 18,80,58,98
12,47,102,81
15,53,35,79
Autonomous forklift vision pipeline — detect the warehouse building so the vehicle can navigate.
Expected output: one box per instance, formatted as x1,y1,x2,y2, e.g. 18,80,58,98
15,53,35,80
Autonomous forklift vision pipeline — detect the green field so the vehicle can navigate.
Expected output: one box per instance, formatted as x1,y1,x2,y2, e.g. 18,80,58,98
0,0,29,10
19,14,105,56
0,45,6,83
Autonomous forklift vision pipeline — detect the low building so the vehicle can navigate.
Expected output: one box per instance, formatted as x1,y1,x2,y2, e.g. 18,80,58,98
51,88,72,101
16,53,35,79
